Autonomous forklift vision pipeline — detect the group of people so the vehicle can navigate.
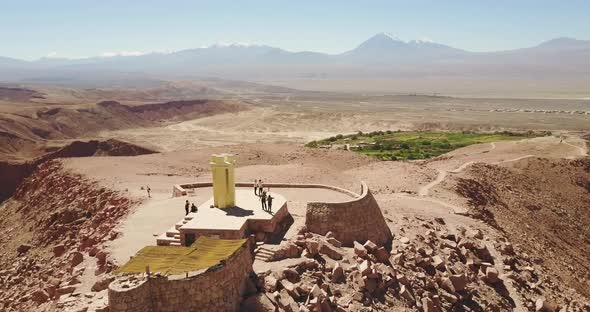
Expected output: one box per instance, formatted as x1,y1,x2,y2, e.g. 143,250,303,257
178,180,274,216
254,179,273,212
184,200,198,215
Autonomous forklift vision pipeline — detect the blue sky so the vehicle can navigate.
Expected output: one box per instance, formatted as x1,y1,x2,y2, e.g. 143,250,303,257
2,0,589,60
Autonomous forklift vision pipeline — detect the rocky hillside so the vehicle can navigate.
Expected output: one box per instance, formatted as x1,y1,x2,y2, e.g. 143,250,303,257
0,99,247,161
454,158,590,304
0,139,156,203
246,218,589,311
0,97,245,202
0,160,138,312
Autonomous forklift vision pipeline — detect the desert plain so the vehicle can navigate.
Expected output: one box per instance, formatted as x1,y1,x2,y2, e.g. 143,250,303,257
0,81,589,311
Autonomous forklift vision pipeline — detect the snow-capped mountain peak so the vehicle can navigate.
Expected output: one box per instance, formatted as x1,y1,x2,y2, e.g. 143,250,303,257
375,32,403,42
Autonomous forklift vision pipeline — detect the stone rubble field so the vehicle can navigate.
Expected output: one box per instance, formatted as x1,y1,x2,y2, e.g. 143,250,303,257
247,219,589,312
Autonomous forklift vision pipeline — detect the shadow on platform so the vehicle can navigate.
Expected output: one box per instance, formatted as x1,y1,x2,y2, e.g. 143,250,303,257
223,206,255,217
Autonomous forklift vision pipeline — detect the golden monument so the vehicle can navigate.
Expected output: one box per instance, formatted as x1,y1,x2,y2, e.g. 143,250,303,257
210,153,236,208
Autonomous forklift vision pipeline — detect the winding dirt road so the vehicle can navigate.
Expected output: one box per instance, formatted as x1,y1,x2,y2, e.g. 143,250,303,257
408,137,587,216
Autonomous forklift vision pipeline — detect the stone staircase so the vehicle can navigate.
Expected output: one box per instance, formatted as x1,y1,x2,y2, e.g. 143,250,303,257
254,244,276,262
156,214,196,246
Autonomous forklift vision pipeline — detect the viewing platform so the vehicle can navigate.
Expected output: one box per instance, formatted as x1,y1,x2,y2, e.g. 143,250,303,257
157,189,288,246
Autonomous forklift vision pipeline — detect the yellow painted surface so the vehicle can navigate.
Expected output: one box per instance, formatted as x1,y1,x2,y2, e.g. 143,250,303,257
116,237,247,275
211,153,236,208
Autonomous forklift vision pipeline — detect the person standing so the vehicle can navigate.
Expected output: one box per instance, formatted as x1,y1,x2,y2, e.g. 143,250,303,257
267,194,273,213
146,186,151,198
259,180,264,197
184,200,189,215
254,179,259,195
261,191,267,211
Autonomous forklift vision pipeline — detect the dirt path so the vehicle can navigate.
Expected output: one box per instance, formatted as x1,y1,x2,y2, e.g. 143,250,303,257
492,155,535,165
563,140,588,157
414,136,586,216
418,160,477,197
418,169,446,197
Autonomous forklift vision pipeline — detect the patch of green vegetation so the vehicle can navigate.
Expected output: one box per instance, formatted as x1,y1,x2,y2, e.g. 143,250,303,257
306,130,550,161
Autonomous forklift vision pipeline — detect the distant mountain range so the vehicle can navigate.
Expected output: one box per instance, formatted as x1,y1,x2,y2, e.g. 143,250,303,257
1,33,589,87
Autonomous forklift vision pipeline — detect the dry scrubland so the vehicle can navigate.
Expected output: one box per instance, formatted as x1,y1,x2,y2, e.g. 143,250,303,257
0,83,589,311
2,84,589,156
100,93,590,152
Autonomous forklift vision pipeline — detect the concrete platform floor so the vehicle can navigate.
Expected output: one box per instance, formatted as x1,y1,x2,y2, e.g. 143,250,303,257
181,189,286,231
107,186,354,264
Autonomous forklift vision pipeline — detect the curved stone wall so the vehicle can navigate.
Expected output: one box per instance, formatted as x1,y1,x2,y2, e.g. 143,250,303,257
108,244,253,312
305,182,392,247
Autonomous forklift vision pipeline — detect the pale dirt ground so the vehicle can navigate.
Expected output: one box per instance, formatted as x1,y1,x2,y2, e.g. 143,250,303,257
263,77,590,99
97,107,386,152
58,88,588,308
96,94,590,153
63,133,587,273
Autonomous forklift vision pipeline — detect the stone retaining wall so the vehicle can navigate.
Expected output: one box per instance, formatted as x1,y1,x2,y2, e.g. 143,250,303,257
179,224,248,245
108,244,253,312
305,182,392,247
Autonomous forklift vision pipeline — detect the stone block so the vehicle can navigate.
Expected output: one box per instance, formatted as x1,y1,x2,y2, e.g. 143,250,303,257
449,273,468,292
53,244,66,257
358,260,372,276
31,290,49,304
353,241,368,258
331,263,345,283
319,242,344,260
306,240,320,256
485,267,500,284
326,237,342,248
432,255,445,270
278,289,299,312
373,247,389,263
363,240,377,253
399,285,414,303
17,244,33,254
280,280,300,299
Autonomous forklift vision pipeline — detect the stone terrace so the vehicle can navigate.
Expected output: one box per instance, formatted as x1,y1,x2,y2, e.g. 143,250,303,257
157,190,288,246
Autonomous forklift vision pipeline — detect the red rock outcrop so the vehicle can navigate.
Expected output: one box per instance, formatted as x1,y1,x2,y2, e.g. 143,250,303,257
0,160,138,311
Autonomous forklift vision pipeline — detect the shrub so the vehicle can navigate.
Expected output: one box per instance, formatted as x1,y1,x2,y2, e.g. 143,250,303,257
306,141,318,148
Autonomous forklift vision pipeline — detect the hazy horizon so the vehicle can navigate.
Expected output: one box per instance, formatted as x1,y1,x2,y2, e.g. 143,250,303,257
2,0,590,60
2,33,589,62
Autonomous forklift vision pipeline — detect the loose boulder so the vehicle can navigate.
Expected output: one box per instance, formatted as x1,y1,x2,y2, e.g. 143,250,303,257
17,244,33,254
70,251,84,267
53,244,66,257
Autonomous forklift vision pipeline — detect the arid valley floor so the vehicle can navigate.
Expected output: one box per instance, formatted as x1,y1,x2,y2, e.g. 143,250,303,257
0,82,589,312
